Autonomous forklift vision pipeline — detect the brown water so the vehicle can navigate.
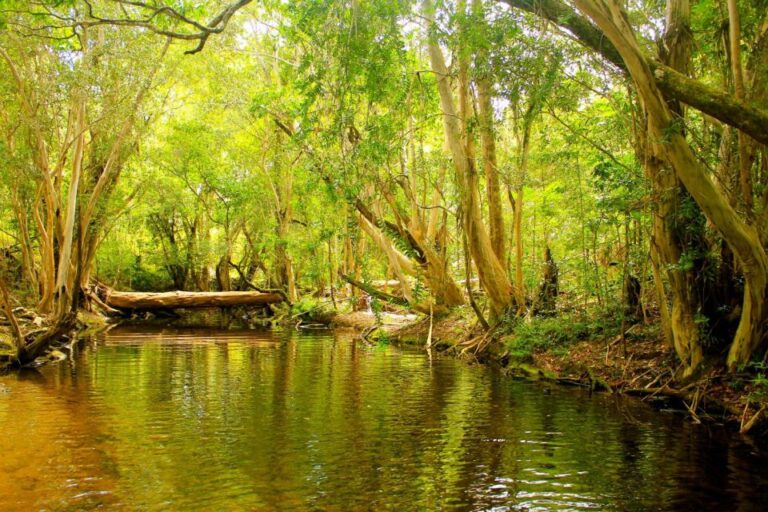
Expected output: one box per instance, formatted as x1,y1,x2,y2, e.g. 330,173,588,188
1,326,766,511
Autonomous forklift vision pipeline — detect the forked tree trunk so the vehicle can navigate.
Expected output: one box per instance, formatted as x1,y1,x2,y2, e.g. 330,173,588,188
646,155,703,372
380,178,465,308
424,0,513,320
356,194,464,308
358,214,416,303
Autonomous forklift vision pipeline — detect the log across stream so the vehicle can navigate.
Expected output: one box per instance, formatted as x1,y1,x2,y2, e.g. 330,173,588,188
104,290,285,310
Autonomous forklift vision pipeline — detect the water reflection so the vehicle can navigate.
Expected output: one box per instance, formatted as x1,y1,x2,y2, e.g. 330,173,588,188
1,326,766,510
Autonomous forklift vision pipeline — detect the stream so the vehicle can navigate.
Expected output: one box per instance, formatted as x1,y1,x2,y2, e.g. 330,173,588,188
1,326,766,510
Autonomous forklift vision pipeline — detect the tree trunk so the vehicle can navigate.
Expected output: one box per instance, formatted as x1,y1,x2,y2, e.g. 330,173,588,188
574,0,768,372
473,0,506,270
512,122,532,313
536,246,558,315
53,97,86,320
217,256,232,291
641,0,703,374
727,0,754,215
424,0,513,319
356,195,464,308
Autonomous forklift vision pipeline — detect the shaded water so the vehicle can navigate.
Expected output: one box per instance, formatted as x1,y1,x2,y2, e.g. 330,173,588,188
1,326,766,511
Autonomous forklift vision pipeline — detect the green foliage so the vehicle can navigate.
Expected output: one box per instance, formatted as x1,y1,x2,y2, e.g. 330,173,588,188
750,372,768,404
504,310,621,360
737,362,768,405
0,0,757,372
505,316,585,360
292,296,320,316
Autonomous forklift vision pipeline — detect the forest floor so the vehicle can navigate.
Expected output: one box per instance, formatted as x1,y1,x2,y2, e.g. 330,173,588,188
383,307,768,440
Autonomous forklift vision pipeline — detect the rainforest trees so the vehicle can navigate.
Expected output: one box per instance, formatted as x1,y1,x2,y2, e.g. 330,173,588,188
2,0,767,373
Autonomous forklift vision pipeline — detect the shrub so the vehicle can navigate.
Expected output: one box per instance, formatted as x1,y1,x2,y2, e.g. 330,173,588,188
504,310,621,360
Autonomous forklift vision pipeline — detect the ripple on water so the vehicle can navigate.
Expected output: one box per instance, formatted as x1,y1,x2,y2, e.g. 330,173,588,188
1,327,767,511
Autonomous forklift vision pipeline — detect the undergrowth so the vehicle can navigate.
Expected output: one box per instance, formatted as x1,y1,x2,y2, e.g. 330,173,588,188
502,309,623,360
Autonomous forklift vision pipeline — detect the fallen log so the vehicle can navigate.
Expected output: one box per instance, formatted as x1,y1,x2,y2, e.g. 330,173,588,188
105,290,284,310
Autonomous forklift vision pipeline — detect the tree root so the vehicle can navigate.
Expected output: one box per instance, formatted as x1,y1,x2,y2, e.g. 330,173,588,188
623,383,757,429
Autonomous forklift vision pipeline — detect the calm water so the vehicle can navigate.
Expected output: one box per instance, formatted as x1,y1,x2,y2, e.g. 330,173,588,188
1,327,766,511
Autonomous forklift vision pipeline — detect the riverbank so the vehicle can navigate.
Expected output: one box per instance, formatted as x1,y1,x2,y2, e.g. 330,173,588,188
377,306,768,440
0,308,110,369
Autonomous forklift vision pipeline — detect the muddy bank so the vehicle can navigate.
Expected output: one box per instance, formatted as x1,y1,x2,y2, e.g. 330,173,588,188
1,309,109,370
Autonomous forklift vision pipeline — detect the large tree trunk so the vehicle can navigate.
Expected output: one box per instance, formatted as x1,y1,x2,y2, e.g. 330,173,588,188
642,0,703,374
574,0,768,372
53,96,86,321
473,0,506,270
646,154,703,373
424,0,513,319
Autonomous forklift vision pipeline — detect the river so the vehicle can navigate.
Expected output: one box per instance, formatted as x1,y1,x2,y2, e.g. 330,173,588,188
1,326,766,510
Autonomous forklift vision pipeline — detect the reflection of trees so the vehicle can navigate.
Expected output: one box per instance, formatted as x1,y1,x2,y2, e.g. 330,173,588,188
0,367,120,509
4,328,768,510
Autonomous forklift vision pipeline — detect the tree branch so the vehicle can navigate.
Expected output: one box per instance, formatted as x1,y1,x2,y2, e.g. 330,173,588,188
341,274,410,307
500,0,768,146
77,0,253,54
